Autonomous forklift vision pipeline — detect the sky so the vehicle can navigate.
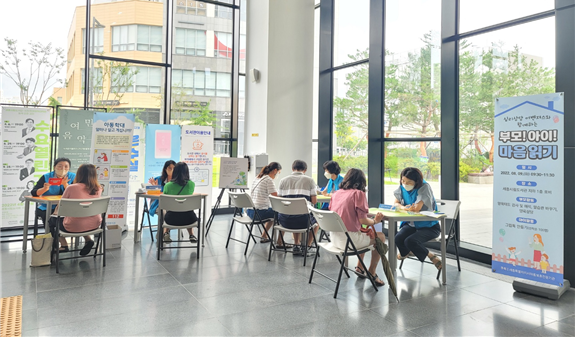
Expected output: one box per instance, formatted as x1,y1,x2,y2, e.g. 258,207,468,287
0,0,558,102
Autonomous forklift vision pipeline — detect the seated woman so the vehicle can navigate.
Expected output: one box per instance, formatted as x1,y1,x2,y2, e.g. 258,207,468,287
31,157,75,227
49,164,103,255
246,162,282,243
394,167,442,270
320,160,343,210
162,162,198,243
329,168,386,286
148,160,176,241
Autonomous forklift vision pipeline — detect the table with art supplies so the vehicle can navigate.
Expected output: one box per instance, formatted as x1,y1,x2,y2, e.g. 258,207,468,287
368,206,447,285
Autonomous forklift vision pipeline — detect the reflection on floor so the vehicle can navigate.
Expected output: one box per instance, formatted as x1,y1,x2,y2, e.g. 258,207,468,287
1,215,573,337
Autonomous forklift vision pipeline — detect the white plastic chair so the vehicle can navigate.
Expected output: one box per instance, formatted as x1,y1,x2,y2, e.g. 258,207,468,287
157,194,202,260
399,199,461,279
308,206,379,298
53,197,111,274
226,191,271,255
268,195,318,266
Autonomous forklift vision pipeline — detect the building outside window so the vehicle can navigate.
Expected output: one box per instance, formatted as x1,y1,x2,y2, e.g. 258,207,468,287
175,28,206,56
110,66,161,94
172,69,231,97
112,25,162,52
215,2,233,19
137,25,163,52
82,27,104,53
214,32,232,58
81,68,102,94
176,0,207,16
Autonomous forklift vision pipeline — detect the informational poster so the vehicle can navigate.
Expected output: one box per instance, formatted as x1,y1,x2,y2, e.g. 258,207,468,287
1,106,51,227
58,109,94,172
91,112,135,229
492,93,564,286
127,123,145,230
218,157,249,189
181,125,213,215
144,124,181,183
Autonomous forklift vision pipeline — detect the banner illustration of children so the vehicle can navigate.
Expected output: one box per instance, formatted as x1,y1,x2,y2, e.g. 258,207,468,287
528,234,545,270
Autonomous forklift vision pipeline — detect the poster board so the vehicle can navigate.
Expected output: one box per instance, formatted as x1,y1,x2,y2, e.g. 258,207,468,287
492,93,564,286
58,109,94,172
218,157,248,189
181,125,213,216
144,124,181,183
1,106,50,227
127,123,145,229
91,112,135,229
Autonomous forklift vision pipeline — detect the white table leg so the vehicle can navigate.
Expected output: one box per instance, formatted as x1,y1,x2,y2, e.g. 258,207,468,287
441,216,446,285
202,196,207,247
22,199,30,253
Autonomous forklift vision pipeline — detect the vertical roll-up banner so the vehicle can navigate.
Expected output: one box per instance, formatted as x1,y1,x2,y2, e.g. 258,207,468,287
1,106,51,227
181,125,213,216
127,123,145,229
144,124,182,182
492,93,564,286
91,112,135,230
58,109,95,172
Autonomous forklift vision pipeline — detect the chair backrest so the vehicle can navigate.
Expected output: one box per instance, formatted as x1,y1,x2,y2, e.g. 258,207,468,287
309,207,348,233
58,197,111,218
228,191,255,209
269,195,309,215
436,199,461,220
159,194,202,212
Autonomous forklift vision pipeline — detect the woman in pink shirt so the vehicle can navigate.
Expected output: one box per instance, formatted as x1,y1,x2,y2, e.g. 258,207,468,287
329,168,386,286
50,163,103,255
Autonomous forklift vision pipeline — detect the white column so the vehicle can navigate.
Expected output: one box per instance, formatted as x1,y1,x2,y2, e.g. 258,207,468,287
244,0,315,181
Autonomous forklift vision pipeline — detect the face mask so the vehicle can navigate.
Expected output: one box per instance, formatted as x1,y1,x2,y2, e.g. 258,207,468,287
324,172,331,179
403,184,414,191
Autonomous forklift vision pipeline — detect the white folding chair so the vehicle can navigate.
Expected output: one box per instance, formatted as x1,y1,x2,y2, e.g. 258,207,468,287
399,199,461,279
268,195,318,266
52,197,111,274
308,207,379,298
157,194,202,260
226,192,271,255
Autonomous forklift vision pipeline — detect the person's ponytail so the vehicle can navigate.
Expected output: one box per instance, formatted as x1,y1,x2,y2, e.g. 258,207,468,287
256,162,282,179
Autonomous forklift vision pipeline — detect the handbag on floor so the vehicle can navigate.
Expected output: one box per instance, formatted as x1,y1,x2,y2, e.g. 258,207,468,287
30,233,53,267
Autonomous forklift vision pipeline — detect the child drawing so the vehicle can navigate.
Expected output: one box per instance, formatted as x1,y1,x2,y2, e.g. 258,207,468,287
528,234,545,270
540,253,549,274
507,247,521,266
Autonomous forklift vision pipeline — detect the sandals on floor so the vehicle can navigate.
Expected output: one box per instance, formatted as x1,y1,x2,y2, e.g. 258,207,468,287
372,273,386,287
354,266,368,279
260,238,271,244
58,246,69,253
430,255,442,270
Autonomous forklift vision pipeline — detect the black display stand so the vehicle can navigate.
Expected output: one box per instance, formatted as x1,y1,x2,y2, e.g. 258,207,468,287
204,187,246,237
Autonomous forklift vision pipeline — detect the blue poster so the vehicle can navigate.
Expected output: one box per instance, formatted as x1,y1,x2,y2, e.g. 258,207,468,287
144,124,181,184
492,93,564,286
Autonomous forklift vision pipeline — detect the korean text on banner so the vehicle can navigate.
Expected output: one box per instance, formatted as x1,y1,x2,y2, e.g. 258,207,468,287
58,109,95,172
181,125,213,215
1,106,51,227
91,112,135,230
219,157,249,189
492,93,564,286
127,123,145,229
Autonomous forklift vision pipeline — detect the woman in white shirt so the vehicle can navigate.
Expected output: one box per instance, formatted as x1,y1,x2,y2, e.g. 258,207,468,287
246,162,281,243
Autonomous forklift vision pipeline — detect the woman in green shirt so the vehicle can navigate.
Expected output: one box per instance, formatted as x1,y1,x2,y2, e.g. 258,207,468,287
163,162,198,243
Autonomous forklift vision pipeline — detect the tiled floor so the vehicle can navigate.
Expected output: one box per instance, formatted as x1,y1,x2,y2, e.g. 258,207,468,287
1,215,574,337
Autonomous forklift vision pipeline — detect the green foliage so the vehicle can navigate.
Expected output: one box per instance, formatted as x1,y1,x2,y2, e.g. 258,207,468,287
333,155,368,175
91,58,139,113
459,161,480,183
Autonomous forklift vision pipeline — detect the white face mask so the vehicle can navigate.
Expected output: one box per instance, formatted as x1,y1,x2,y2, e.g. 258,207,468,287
403,184,414,191
324,172,331,179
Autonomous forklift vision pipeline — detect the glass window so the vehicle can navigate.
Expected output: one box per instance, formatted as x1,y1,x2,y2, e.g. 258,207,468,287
385,0,441,139
460,0,554,33
81,68,103,94
334,0,369,67
458,18,555,249
238,75,246,156
333,63,369,175
175,28,206,56
82,27,104,53
215,32,233,58
216,72,231,97
112,25,137,52
215,0,234,19
194,70,205,96
176,0,207,16
384,141,441,202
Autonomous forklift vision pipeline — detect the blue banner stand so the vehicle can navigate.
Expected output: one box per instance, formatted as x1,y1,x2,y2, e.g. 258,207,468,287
513,278,571,300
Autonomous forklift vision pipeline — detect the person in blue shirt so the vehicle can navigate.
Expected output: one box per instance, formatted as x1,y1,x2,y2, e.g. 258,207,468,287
147,160,176,237
320,160,343,210
393,167,442,270
30,157,76,228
